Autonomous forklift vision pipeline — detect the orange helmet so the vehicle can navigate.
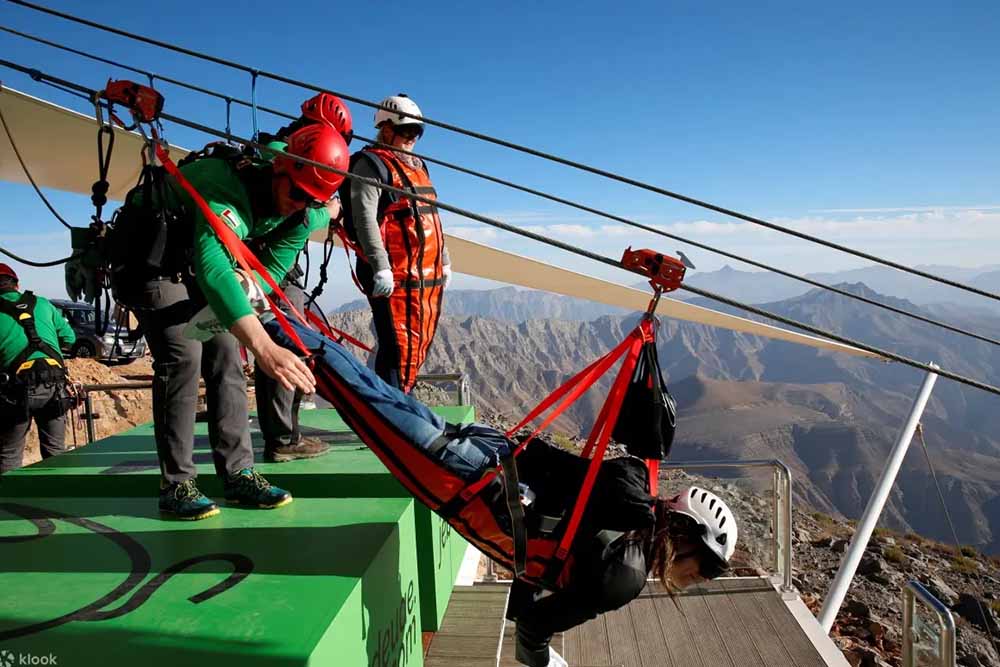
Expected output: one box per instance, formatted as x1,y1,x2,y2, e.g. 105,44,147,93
301,92,353,144
273,124,349,203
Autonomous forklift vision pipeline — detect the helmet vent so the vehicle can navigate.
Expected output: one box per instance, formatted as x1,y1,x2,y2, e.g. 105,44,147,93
690,488,697,499
709,498,716,510
700,491,708,503
717,533,728,545
719,516,727,528
715,507,722,518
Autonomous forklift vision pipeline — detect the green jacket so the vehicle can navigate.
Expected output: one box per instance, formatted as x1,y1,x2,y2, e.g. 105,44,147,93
142,155,329,329
0,289,76,371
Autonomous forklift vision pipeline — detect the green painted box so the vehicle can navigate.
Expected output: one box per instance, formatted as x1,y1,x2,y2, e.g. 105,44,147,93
0,497,422,667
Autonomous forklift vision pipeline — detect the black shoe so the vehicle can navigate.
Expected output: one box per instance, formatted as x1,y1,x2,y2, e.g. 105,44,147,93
224,468,293,508
264,436,331,463
159,479,220,520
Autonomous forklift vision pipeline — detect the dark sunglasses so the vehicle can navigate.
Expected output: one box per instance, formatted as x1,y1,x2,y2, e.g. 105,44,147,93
393,124,423,140
288,181,327,209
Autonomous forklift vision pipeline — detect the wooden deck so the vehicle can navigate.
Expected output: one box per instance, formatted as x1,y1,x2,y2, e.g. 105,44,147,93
428,578,840,667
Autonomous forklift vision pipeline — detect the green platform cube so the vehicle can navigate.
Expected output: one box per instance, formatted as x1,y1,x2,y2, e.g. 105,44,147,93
0,497,422,667
0,406,477,634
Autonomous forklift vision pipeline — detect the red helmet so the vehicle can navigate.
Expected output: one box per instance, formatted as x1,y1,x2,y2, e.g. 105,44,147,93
0,263,17,281
273,124,349,202
301,92,353,143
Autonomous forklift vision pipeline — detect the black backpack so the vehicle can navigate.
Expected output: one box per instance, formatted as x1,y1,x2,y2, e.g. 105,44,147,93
611,339,677,460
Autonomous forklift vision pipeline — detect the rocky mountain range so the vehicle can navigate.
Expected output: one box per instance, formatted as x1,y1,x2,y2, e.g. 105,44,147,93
328,281,1000,554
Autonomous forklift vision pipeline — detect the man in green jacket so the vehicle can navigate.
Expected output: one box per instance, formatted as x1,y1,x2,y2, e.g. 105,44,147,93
0,263,76,473
117,124,348,520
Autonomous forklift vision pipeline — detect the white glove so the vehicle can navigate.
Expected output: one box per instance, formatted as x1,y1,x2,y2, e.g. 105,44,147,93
548,647,568,667
372,269,395,298
182,269,268,341
442,265,452,289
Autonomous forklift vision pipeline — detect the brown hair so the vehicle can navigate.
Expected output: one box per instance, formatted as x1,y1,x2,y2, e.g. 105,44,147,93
647,498,690,594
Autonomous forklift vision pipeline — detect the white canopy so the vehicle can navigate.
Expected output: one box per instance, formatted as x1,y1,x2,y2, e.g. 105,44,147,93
0,84,882,360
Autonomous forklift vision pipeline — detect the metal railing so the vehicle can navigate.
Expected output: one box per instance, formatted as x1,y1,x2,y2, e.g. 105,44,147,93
661,459,794,593
75,373,471,444
478,459,794,592
902,580,956,667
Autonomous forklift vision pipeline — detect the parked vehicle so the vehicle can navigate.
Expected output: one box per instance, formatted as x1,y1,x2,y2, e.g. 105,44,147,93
50,299,147,363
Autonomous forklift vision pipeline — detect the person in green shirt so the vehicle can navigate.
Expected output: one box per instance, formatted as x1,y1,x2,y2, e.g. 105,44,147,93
245,93,354,463
117,123,348,520
0,263,76,473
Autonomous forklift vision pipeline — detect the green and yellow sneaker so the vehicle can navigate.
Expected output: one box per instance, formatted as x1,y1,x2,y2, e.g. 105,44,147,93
159,479,220,520
224,468,293,509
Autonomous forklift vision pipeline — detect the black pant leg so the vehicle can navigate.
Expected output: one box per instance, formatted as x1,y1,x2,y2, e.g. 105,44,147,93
135,279,201,484
254,284,304,447
32,384,67,459
0,390,30,473
201,332,253,478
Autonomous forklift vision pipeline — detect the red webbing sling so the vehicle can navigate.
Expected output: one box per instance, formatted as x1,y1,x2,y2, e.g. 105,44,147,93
457,318,654,580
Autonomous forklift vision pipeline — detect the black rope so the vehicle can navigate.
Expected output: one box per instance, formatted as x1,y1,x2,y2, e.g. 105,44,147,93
4,60,1000,399
0,245,76,266
7,0,1000,304
8,28,996,349
0,94,72,229
915,425,1000,655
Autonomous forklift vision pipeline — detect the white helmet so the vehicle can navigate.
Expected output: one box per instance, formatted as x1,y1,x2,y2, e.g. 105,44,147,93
666,486,738,563
374,94,423,128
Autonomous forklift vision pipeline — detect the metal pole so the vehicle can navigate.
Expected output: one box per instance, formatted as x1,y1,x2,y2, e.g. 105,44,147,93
818,367,939,632
902,586,915,667
84,393,96,444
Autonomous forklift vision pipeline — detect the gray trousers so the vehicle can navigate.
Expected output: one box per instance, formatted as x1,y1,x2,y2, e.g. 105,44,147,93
0,383,67,474
254,283,305,449
135,279,253,484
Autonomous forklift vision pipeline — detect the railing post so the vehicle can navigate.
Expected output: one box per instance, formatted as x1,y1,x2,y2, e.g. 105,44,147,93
818,368,939,633
902,580,956,667
84,393,96,444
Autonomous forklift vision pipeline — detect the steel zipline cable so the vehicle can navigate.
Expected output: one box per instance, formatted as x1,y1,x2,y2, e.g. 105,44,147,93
0,244,75,266
3,26,1000,351
3,59,1000,400
6,0,1000,305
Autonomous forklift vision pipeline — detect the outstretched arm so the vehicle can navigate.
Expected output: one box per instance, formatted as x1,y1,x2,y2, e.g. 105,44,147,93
229,314,314,393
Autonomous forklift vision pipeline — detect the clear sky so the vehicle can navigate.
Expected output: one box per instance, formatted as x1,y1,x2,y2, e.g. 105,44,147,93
2,0,999,308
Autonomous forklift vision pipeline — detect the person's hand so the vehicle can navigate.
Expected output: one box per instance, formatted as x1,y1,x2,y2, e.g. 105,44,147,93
253,339,315,393
372,269,395,297
442,265,452,289
325,196,343,223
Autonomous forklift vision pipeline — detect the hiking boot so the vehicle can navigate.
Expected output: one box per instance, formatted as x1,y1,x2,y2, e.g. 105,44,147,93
159,479,220,520
224,468,293,508
264,435,331,463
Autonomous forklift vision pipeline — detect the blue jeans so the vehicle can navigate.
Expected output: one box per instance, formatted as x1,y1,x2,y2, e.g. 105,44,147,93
264,318,512,480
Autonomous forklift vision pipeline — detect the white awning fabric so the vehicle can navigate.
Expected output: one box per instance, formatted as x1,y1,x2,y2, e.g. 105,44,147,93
0,84,882,360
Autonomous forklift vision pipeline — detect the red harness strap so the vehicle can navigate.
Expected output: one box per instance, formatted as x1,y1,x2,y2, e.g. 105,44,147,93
556,328,645,563
304,309,372,353
156,142,310,357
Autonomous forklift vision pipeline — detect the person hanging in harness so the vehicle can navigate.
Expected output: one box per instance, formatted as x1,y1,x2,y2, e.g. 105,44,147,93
110,123,349,519
341,93,451,393
243,92,355,462
0,263,77,474
262,315,739,667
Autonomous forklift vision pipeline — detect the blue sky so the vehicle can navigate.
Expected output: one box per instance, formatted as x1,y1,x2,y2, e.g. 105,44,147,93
2,0,999,308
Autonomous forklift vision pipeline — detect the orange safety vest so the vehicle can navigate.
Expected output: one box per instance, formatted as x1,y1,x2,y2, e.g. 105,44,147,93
365,147,445,392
